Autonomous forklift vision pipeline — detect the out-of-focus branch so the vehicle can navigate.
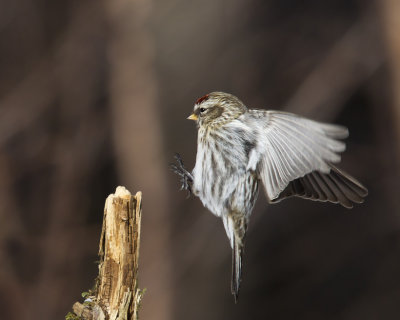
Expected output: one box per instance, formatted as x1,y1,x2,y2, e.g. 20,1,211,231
104,0,172,319
0,61,55,147
286,9,383,120
24,3,111,319
380,0,400,165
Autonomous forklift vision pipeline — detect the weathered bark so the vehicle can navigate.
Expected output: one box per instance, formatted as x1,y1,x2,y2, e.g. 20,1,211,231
68,187,143,320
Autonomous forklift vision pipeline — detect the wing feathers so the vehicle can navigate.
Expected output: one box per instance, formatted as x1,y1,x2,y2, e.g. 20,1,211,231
272,116,346,152
307,173,328,200
272,112,349,139
272,165,368,208
250,110,367,205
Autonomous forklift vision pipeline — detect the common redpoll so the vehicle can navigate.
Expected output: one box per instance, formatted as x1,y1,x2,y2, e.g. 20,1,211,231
171,92,368,302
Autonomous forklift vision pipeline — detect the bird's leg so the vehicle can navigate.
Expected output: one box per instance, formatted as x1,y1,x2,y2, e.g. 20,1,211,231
170,153,194,197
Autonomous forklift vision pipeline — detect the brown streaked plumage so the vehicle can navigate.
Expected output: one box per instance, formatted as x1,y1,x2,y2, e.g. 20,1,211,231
171,91,368,302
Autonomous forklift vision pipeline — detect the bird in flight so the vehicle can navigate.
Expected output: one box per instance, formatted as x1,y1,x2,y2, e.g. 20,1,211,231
171,91,368,302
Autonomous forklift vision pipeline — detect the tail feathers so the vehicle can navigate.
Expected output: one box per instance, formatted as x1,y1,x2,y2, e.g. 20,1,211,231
223,214,246,302
231,236,243,303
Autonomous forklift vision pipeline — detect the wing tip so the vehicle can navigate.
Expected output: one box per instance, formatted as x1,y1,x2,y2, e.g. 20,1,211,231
269,166,368,209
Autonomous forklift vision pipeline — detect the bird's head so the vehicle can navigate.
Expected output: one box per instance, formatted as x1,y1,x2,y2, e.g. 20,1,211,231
188,92,247,128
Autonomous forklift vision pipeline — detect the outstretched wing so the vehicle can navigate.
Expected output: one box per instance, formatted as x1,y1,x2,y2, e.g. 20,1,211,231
271,164,368,208
246,110,367,207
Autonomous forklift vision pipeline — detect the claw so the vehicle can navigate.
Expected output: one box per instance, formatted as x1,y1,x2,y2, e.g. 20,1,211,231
170,153,193,197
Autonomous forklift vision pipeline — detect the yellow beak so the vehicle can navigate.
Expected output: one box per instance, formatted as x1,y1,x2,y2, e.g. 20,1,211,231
187,113,198,121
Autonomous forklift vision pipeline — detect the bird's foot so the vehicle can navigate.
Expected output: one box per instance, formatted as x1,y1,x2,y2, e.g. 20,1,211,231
170,153,194,197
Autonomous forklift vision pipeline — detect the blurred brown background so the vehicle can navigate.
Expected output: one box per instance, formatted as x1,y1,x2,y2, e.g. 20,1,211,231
1,0,400,319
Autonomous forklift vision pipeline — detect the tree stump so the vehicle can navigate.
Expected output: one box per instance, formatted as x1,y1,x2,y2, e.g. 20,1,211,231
67,186,143,320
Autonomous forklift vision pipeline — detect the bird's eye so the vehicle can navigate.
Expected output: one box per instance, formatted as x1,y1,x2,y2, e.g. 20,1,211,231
199,107,206,113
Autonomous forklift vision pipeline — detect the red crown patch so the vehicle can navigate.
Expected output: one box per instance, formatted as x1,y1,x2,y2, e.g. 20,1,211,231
196,94,209,105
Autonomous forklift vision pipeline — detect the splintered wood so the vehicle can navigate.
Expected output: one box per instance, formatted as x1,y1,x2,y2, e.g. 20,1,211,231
69,187,143,320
